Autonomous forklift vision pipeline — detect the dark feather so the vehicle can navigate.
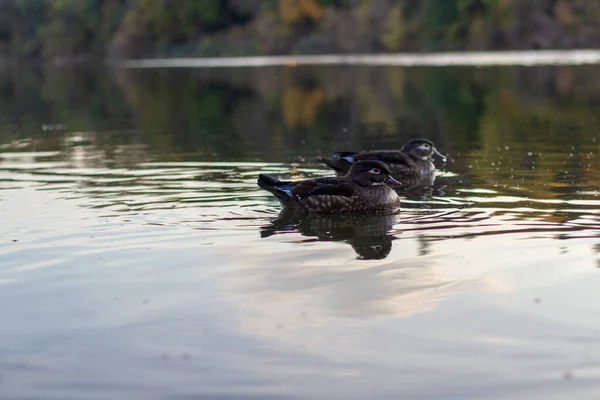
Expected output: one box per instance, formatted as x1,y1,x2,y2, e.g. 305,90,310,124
257,173,280,188
290,177,355,198
257,174,298,205
314,156,353,175
317,150,415,176
312,177,346,185
333,151,357,160
354,151,413,167
309,183,354,197
290,180,318,197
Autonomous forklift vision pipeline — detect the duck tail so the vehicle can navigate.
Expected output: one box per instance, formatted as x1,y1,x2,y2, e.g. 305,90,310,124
314,152,356,175
257,174,298,206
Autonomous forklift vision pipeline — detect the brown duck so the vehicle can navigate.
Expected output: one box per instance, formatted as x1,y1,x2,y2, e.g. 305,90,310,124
316,138,446,179
257,160,401,214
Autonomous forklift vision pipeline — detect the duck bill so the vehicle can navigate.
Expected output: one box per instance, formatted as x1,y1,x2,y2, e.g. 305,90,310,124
433,148,447,160
384,176,402,186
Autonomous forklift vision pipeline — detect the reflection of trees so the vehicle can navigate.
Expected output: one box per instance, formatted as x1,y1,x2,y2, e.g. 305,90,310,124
110,66,474,159
112,67,255,159
281,85,326,129
1,64,599,203
0,65,132,152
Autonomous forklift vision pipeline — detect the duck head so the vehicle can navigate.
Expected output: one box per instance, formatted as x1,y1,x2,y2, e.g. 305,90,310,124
347,160,402,187
401,139,446,161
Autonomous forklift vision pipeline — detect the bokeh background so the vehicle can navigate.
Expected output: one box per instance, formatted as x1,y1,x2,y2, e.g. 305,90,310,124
2,0,600,60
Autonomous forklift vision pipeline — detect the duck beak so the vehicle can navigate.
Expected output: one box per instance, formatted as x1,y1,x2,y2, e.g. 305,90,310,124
433,148,447,161
384,175,402,186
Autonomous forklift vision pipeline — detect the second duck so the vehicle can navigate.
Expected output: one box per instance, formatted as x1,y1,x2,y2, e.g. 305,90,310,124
316,138,446,180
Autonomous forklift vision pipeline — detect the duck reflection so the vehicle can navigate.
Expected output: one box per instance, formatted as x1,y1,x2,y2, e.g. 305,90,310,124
398,173,437,200
402,173,435,187
261,209,398,260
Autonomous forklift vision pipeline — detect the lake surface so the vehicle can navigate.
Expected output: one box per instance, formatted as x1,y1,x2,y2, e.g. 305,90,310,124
1,63,600,399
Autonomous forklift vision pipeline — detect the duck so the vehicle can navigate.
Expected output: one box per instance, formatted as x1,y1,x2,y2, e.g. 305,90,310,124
315,138,446,180
257,160,402,214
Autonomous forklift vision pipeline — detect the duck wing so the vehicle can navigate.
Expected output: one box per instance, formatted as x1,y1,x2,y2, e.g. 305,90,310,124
291,177,354,198
259,175,354,206
295,177,356,213
354,151,416,175
354,150,411,164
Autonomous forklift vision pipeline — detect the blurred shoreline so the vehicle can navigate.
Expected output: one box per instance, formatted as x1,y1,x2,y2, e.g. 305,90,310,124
120,49,600,68
7,49,600,68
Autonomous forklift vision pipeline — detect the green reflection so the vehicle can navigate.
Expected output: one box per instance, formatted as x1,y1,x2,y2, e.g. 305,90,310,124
0,64,599,202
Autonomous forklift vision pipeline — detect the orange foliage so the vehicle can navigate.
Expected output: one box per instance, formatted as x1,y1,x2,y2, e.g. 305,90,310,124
279,0,325,23
282,86,326,128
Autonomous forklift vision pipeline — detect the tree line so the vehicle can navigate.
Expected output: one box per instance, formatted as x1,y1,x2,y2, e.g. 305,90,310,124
1,0,600,60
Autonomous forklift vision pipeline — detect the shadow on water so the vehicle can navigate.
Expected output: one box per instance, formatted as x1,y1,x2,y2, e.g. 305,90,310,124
261,209,399,260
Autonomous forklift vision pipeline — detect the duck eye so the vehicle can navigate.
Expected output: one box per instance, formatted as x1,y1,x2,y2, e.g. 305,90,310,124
369,168,381,174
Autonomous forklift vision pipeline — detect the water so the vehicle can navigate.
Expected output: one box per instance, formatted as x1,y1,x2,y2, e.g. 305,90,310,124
1,64,600,399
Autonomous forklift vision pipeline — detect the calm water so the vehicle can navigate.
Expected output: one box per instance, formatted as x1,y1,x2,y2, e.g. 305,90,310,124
1,64,600,399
